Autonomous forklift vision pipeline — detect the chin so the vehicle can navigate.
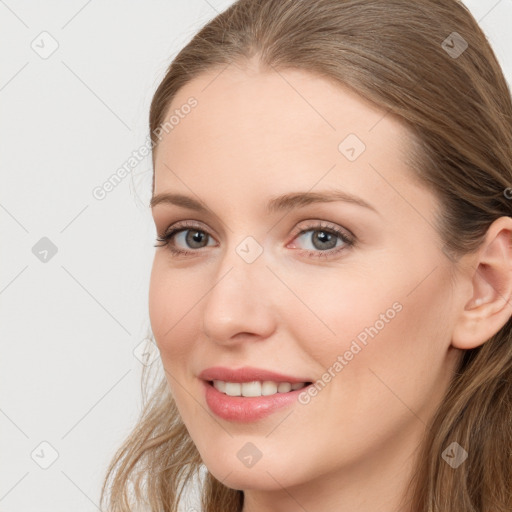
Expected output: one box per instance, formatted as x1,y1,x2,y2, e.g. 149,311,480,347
198,445,311,492
205,464,287,492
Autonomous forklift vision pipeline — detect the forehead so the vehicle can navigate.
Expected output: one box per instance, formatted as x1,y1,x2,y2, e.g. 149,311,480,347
153,65,424,215
161,65,407,149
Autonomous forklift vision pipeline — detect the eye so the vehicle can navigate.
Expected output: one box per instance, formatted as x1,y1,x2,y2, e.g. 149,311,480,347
289,221,354,259
154,220,355,259
154,220,215,256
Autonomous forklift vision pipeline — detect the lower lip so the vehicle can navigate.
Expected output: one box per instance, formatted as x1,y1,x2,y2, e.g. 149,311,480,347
203,380,310,423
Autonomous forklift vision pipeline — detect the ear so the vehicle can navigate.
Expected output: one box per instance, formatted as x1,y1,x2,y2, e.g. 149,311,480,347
451,216,512,350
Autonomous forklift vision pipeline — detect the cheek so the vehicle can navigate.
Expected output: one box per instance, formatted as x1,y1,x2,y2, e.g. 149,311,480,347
276,263,406,367
148,257,201,364
288,258,454,404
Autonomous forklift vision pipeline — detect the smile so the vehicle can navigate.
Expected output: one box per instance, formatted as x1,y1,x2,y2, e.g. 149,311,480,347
202,380,314,422
211,380,309,397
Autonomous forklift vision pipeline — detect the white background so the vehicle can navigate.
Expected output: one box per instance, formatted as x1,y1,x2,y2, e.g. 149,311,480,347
1,1,511,511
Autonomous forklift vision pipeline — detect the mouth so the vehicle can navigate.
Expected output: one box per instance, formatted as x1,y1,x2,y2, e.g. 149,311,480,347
207,379,313,397
198,366,315,422
202,379,315,423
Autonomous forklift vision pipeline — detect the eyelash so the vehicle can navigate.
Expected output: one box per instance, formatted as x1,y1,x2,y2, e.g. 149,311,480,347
154,220,355,259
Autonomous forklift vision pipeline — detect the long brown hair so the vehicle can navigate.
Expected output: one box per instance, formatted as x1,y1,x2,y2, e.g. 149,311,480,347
100,1,512,510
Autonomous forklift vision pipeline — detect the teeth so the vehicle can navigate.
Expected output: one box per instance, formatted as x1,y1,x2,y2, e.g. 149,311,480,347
224,382,241,396
261,381,278,395
241,381,261,397
212,380,308,397
277,382,292,393
213,380,226,393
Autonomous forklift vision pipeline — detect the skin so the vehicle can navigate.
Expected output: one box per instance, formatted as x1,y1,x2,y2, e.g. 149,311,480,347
148,59,512,512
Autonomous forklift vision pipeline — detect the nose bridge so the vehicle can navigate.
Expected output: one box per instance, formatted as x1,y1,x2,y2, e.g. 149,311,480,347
213,231,269,296
201,235,276,343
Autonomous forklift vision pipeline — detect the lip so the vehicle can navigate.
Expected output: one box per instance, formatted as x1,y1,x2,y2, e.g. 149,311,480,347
199,366,313,423
198,366,310,383
202,380,312,422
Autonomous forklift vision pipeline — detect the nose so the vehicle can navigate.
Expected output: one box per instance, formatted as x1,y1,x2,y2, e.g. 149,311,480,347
201,254,277,346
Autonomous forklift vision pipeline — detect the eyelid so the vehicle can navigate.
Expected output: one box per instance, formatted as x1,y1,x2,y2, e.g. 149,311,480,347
289,219,354,241
158,219,352,243
157,219,214,239
155,218,355,260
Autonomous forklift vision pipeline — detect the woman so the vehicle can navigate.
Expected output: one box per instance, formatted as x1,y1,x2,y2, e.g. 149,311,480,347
100,1,512,510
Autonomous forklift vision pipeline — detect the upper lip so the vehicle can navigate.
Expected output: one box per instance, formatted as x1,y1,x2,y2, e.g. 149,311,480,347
199,366,311,383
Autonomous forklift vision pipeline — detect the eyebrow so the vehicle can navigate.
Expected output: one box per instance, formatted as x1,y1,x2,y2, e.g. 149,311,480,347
149,190,378,215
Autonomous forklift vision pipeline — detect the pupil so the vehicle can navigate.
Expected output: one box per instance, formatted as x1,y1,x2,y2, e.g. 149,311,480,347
314,231,335,249
188,230,205,248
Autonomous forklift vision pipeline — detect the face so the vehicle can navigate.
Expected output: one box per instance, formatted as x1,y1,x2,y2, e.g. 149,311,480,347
148,62,463,497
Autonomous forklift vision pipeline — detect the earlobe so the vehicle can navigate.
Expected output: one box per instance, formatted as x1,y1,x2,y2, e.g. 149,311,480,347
451,216,512,350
